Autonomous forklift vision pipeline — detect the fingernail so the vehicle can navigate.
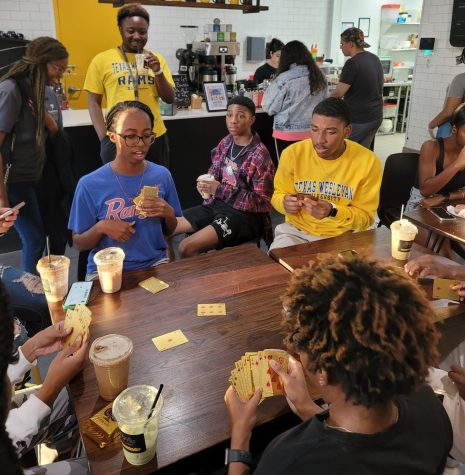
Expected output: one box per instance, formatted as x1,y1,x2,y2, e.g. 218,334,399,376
75,335,83,344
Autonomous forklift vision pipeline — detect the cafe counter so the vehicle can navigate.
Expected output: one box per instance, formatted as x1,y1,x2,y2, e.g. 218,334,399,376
62,105,275,208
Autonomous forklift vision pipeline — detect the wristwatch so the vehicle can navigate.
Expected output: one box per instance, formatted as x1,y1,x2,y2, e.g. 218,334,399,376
328,202,338,217
225,448,253,467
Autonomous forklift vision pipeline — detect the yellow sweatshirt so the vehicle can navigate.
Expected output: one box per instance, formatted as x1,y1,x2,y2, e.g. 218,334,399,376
271,139,382,237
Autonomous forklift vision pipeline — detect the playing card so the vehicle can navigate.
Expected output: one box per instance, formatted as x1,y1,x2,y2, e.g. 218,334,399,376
296,192,318,201
152,329,188,351
63,304,92,348
432,278,461,301
141,185,159,198
197,303,226,317
262,349,289,398
138,277,169,294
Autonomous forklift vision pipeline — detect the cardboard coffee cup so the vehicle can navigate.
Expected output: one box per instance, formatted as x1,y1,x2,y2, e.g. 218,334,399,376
93,247,125,293
89,334,133,401
197,173,215,199
36,255,70,302
390,219,418,260
113,384,164,465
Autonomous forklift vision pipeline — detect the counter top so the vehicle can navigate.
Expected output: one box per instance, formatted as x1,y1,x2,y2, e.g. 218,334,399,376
62,103,265,128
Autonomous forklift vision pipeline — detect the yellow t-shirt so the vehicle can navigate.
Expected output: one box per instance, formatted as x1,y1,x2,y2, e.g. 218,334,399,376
271,139,382,237
84,48,175,138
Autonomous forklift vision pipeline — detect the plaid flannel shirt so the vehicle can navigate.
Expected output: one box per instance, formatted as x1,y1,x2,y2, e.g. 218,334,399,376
205,133,275,213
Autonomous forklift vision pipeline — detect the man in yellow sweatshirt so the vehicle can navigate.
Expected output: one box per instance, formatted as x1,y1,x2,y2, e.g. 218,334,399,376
270,97,382,250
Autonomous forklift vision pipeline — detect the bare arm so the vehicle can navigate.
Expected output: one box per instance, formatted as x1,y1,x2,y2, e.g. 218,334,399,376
429,96,462,130
72,220,136,251
331,81,350,98
418,140,465,196
146,53,175,104
87,92,106,140
0,132,9,207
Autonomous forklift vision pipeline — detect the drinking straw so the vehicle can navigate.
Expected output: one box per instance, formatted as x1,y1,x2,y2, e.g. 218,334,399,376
46,236,51,267
145,384,164,424
400,204,404,221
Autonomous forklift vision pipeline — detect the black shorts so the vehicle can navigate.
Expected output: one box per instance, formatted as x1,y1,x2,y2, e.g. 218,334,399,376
183,200,262,248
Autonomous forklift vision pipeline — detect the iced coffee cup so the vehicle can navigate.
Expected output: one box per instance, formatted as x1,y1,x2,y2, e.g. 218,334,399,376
113,385,164,466
89,334,133,401
390,219,418,260
135,53,147,75
197,173,215,199
36,255,70,302
93,247,125,293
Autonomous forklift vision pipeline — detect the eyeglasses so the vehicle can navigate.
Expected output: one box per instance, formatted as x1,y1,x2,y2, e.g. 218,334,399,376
116,133,156,147
49,63,66,76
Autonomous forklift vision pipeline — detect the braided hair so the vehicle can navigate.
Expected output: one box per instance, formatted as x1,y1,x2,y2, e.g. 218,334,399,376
283,256,440,408
0,36,68,153
105,100,155,132
0,281,23,474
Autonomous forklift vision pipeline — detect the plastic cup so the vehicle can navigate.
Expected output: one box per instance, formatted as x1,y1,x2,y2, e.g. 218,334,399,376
36,255,70,302
135,54,146,75
93,247,125,294
113,385,164,466
390,219,418,260
89,334,133,401
197,173,215,199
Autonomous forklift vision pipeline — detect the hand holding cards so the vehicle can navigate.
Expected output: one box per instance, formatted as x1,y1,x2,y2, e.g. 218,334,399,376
63,304,92,348
229,349,289,402
133,185,159,217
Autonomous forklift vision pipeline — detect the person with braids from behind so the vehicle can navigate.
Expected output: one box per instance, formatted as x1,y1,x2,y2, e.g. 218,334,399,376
224,256,452,474
69,100,181,279
0,36,68,273
0,280,89,474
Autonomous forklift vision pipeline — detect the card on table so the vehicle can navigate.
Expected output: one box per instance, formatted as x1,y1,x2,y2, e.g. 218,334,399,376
432,278,461,301
229,349,289,403
197,303,226,317
152,329,189,351
138,277,169,294
63,304,92,348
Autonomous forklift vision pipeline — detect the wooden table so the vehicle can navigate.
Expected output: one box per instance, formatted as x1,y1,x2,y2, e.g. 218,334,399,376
404,205,465,251
269,227,465,323
68,244,294,475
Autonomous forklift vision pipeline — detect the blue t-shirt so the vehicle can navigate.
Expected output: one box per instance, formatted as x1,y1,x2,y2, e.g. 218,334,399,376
68,162,182,274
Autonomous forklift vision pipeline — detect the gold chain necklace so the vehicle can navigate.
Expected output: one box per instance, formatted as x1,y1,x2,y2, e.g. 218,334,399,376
109,162,147,204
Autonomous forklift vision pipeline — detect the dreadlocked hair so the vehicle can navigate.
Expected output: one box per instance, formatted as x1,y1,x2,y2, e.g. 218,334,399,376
0,281,23,474
0,36,68,153
105,100,155,132
283,256,440,408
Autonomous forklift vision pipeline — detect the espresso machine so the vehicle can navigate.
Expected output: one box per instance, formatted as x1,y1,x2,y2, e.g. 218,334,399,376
176,25,199,91
193,40,240,94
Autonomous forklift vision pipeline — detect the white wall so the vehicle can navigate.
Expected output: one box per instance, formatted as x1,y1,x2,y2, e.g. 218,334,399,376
406,0,463,151
0,0,56,39
0,0,331,81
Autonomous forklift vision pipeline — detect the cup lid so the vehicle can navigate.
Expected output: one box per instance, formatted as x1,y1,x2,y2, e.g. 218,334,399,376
89,334,133,366
93,247,125,264
36,255,70,270
113,385,164,424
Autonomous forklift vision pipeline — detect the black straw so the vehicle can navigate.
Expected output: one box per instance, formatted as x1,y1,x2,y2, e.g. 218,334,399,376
146,384,163,422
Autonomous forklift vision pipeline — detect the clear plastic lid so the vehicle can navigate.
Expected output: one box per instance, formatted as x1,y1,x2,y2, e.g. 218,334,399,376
89,334,133,366
113,385,164,424
93,247,125,265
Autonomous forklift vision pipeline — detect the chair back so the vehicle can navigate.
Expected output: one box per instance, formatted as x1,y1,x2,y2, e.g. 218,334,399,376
378,152,419,227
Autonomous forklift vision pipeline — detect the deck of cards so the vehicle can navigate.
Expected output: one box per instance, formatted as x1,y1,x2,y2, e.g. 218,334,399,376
63,304,92,348
229,349,289,403
133,185,159,216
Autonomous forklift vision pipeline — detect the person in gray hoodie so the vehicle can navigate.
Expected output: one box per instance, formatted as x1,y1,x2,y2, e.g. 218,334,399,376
262,40,328,159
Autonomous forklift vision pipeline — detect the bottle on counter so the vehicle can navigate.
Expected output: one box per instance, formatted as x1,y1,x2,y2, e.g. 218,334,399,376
238,84,246,97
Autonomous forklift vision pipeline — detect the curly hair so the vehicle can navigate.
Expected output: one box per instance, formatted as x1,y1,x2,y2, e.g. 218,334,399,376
282,256,440,407
0,280,23,474
105,100,155,132
0,37,68,154
117,3,150,26
277,40,326,95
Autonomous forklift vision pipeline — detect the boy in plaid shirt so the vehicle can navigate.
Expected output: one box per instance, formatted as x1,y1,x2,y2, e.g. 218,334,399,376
174,96,275,257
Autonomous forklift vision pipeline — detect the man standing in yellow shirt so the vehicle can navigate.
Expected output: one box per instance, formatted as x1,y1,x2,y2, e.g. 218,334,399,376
84,3,175,167
270,97,382,250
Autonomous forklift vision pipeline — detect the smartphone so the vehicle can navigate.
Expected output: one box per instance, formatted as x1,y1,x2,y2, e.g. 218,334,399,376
0,201,25,220
63,281,93,310
338,249,358,260
428,207,456,221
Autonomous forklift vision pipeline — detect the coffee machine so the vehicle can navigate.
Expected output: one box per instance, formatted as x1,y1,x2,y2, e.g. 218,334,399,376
193,41,240,94
176,26,199,91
